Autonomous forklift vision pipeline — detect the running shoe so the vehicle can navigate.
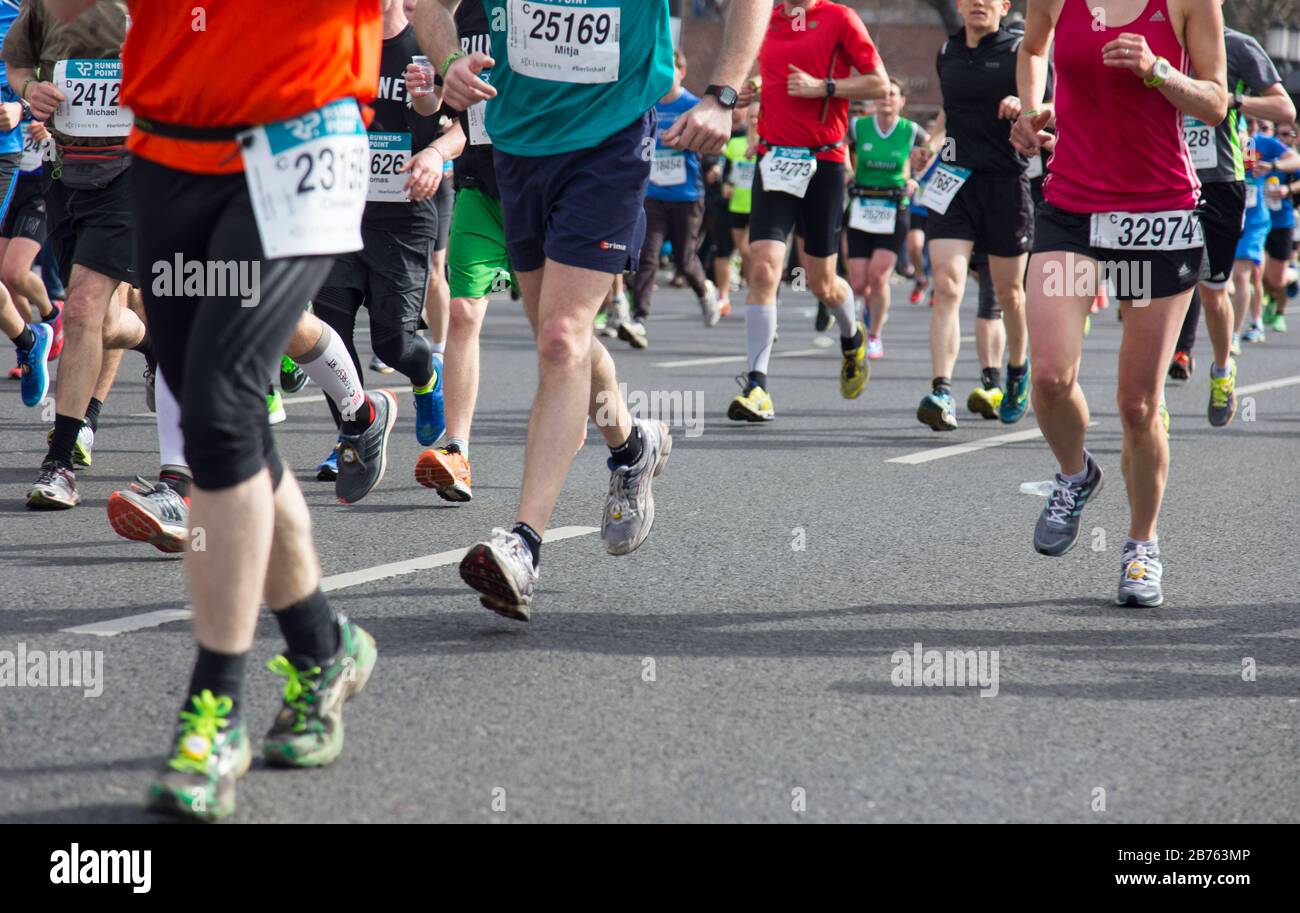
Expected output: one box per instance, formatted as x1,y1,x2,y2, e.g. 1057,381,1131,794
1263,298,1277,327
145,690,250,821
262,615,378,768
815,299,832,332
718,298,732,319
839,325,869,399
17,321,52,407
6,356,18,379
413,354,445,446
594,311,608,332
966,385,1004,420
267,388,286,425
44,424,95,469
1270,313,1287,333
917,388,957,431
316,442,341,482
107,476,188,554
999,364,1031,424
909,278,927,305
618,319,648,349
1083,314,1091,337
336,389,397,505
603,418,672,556
1208,358,1237,428
1159,395,1170,434
866,335,884,360
699,279,721,327
279,355,308,394
1242,322,1265,344
369,353,394,374
415,445,472,502
143,363,156,413
460,527,539,621
1167,350,1193,382
46,311,63,360
1230,333,1242,356
26,461,79,509
1115,543,1163,608
1033,454,1103,556
727,375,774,422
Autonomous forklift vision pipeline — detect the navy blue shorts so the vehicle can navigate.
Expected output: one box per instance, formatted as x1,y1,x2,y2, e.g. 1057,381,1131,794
493,112,653,275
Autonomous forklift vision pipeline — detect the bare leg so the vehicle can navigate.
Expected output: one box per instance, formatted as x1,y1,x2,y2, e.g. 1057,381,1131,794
1025,252,1093,476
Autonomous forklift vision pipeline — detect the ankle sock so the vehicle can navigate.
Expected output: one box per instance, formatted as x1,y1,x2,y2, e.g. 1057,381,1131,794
272,588,340,668
512,522,542,568
609,424,644,468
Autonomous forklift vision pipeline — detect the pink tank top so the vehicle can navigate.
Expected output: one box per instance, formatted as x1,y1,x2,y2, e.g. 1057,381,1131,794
1044,0,1199,213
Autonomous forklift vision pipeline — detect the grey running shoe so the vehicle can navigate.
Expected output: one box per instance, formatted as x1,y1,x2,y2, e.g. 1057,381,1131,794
27,461,80,509
1116,543,1163,607
700,279,721,327
618,319,648,349
1033,454,1103,556
368,353,394,375
336,389,396,504
459,527,539,621
143,363,156,413
602,418,672,556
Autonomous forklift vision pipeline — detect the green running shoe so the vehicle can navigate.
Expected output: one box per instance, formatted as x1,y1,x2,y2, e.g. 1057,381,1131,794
267,388,286,425
262,615,377,768
1269,312,1287,333
145,690,251,821
46,423,94,469
280,356,308,394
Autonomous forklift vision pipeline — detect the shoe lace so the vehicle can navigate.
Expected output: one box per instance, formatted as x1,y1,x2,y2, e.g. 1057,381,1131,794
490,528,535,574
1210,373,1232,407
167,689,233,775
267,655,323,733
1122,545,1159,581
1045,480,1080,527
142,364,154,385
606,463,641,521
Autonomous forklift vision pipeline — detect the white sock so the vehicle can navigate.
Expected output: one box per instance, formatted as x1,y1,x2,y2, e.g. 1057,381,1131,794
430,341,445,356
1126,537,1158,552
155,369,187,471
745,304,777,376
1060,450,1092,483
830,288,857,338
299,324,365,420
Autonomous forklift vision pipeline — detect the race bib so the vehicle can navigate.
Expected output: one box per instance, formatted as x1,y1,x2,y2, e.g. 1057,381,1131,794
1089,209,1203,251
849,197,897,235
760,147,816,198
19,125,50,173
508,0,620,84
1025,154,1043,180
367,132,411,203
650,150,686,187
467,69,492,146
918,162,971,215
239,99,369,259
51,59,131,137
732,159,755,191
1183,118,1216,170
1245,183,1258,210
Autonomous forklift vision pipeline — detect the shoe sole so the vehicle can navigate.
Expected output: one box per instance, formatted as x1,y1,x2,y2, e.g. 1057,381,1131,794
1116,591,1163,608
1034,474,1104,557
966,392,999,420
145,741,251,822
917,401,956,432
21,330,53,407
604,423,672,557
459,544,531,622
316,466,338,482
617,325,648,349
107,492,186,554
998,401,1029,424
727,399,773,422
336,389,397,505
414,451,473,502
26,487,80,510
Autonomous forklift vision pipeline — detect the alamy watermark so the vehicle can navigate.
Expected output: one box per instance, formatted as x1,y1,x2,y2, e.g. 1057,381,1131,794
0,642,103,698
891,642,1000,697
594,382,704,438
151,254,261,307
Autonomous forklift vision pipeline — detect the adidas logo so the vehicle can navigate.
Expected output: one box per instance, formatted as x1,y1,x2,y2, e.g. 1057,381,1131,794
1150,10,1165,22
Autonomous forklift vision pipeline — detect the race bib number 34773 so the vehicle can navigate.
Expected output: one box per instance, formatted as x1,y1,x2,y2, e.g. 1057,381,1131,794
1089,209,1204,251
508,0,621,84
239,99,369,260
52,59,131,137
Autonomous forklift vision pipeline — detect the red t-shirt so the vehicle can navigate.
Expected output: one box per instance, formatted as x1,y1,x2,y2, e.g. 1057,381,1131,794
756,1,880,164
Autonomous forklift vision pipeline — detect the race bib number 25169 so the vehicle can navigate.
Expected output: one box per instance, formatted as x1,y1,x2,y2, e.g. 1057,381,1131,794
508,0,621,84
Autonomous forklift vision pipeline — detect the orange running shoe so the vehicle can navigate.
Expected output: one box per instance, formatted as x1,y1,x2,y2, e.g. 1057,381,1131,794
415,446,472,502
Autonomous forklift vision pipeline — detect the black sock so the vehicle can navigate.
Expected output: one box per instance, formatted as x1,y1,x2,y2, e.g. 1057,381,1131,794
132,331,152,360
159,468,192,499
340,395,374,436
609,424,644,468
747,370,768,393
512,522,542,568
46,413,83,467
11,326,34,349
932,376,952,395
272,589,340,669
84,398,103,433
841,327,864,354
981,367,1002,391
1006,362,1028,380
187,645,249,722
43,302,60,325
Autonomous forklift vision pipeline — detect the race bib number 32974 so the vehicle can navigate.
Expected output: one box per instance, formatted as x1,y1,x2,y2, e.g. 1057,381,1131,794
1089,209,1204,251
239,99,369,260
52,59,131,137
508,0,621,84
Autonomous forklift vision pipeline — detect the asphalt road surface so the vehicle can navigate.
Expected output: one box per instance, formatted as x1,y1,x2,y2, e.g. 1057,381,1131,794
1,277,1297,823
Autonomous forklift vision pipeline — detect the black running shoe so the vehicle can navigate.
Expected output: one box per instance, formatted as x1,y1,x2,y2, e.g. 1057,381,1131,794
336,390,396,504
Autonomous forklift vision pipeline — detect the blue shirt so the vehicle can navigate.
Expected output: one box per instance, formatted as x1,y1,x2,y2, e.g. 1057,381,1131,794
647,89,701,203
1254,134,1294,230
0,0,23,156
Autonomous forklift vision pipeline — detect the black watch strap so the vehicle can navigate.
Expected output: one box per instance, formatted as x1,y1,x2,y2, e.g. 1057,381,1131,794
705,84,738,109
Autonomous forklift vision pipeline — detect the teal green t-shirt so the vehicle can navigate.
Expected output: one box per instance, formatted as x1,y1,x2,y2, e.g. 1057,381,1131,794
482,0,674,157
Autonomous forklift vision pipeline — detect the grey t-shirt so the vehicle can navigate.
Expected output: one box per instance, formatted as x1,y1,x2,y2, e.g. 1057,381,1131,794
1194,28,1281,184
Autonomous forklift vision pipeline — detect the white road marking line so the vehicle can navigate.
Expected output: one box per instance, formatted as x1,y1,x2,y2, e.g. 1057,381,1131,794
887,422,1099,466
654,348,827,368
1237,374,1300,396
131,384,417,417
61,526,599,637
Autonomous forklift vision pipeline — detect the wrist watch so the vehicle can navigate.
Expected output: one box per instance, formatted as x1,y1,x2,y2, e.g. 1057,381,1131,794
1143,56,1172,88
18,97,32,118
825,78,836,98
704,85,739,109
1231,91,1245,111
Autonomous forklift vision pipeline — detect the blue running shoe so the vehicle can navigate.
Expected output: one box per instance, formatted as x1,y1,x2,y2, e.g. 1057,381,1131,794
18,322,52,407
413,353,445,446
999,362,1030,424
316,440,340,482
917,388,957,431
